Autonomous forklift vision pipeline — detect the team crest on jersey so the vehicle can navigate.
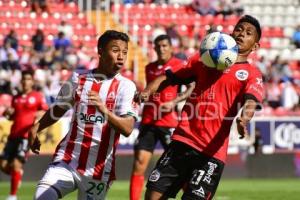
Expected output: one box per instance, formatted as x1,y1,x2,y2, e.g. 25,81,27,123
28,97,36,104
107,92,116,100
235,70,249,81
149,170,160,182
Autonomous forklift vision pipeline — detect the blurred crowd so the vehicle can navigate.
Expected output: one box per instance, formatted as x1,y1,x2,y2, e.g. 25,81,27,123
0,0,300,117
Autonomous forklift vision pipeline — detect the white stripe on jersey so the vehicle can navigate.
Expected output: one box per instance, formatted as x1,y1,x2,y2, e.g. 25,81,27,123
69,79,94,170
84,78,115,177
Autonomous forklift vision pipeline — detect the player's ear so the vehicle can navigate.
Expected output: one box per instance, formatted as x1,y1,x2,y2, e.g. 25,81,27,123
98,47,103,57
251,42,260,52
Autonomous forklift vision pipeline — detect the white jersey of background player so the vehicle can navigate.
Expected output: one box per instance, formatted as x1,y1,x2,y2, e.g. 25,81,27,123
28,30,137,200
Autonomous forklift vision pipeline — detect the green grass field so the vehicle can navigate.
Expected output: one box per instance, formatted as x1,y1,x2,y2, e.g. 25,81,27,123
1,179,300,200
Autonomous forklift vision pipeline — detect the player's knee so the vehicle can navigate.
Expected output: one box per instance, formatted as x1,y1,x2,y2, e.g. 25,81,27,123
0,161,10,174
34,184,59,200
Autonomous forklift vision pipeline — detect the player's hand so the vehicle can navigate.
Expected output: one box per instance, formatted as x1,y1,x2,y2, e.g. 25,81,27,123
28,125,41,154
160,101,176,112
87,91,106,112
236,117,249,139
3,107,14,119
134,91,150,104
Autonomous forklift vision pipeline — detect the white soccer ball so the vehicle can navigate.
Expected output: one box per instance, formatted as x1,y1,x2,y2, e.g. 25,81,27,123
200,32,238,70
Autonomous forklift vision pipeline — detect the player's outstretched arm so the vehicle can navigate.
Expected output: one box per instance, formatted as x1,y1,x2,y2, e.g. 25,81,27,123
29,105,68,154
87,91,135,137
236,99,257,139
160,82,195,111
136,75,172,103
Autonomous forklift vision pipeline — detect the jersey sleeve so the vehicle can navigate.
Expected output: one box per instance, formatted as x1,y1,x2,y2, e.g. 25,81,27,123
55,72,78,110
165,54,198,85
38,92,49,111
244,68,264,104
115,80,138,121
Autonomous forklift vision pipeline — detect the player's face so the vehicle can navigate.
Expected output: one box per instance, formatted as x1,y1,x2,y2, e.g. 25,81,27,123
99,39,128,72
21,74,34,92
154,39,173,63
232,22,259,55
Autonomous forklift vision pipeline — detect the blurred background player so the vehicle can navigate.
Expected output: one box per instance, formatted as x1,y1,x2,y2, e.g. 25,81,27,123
28,30,138,200
130,34,195,200
136,15,264,200
0,70,48,200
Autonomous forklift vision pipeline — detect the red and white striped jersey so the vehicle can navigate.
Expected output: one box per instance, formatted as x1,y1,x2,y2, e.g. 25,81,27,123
53,71,137,182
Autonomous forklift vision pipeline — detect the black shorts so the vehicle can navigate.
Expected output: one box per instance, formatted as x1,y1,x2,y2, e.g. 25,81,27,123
134,125,173,152
0,138,29,163
146,141,225,200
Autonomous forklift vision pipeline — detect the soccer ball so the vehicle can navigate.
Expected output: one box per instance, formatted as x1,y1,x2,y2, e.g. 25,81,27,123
200,32,238,70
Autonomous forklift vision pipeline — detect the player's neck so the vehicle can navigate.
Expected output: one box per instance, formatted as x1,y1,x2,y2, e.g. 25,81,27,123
236,54,248,63
157,59,168,65
93,66,118,80
23,88,32,94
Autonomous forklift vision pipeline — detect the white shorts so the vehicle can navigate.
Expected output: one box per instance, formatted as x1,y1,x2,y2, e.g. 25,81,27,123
36,161,109,200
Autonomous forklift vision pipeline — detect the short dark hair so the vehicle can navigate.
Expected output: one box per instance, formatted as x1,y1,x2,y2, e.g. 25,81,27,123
97,30,129,50
236,15,261,41
154,34,172,46
22,69,34,78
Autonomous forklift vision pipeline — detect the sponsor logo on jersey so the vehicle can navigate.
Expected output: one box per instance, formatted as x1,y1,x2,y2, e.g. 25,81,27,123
149,170,160,182
79,113,105,123
203,162,218,184
235,70,249,81
192,186,205,198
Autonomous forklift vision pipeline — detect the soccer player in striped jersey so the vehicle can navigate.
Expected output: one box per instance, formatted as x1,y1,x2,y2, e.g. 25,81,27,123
28,30,138,200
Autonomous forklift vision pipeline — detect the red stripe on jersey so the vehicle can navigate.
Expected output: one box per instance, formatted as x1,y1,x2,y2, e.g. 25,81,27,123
63,76,86,164
108,135,120,182
93,78,120,180
77,81,102,174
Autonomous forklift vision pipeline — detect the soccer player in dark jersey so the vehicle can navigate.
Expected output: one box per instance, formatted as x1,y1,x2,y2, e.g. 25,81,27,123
130,35,195,200
136,15,264,200
0,70,48,200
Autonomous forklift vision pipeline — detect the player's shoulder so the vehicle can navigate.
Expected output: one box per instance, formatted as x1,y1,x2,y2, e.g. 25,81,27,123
71,69,91,83
187,52,205,69
189,52,201,63
116,74,136,89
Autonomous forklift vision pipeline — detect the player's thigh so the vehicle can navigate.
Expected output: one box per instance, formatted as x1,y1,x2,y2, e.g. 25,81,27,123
182,157,224,200
0,138,17,161
3,138,30,163
76,174,109,200
146,143,187,199
134,125,158,152
36,162,76,198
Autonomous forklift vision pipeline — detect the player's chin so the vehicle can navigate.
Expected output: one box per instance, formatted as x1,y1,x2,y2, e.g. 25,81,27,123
115,63,124,69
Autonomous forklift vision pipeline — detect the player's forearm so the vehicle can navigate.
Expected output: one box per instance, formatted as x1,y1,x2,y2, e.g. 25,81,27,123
35,105,68,133
100,107,134,137
240,99,257,123
172,82,195,104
